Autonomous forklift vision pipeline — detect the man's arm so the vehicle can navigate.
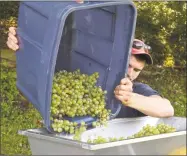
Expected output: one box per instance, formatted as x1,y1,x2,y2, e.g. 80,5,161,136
114,78,174,118
126,94,174,118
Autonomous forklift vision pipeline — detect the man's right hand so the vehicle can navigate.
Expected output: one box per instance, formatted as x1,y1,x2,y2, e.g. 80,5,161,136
6,27,19,51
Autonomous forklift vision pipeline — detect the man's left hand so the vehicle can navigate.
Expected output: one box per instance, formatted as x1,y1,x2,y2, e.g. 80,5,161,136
114,78,133,105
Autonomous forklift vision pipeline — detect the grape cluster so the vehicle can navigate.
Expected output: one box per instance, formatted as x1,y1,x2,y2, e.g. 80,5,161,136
127,123,176,139
87,136,126,144
87,123,176,144
156,123,176,133
87,136,108,144
50,69,111,135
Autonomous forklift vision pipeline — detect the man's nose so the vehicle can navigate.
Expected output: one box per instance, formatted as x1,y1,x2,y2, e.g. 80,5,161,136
127,67,133,80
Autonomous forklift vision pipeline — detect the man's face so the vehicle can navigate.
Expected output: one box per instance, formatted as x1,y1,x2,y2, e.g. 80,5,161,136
127,55,145,81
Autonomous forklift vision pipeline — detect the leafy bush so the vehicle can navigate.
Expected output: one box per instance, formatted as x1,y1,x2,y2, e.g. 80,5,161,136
134,1,186,67
137,65,186,117
0,1,19,48
1,61,19,103
1,60,42,155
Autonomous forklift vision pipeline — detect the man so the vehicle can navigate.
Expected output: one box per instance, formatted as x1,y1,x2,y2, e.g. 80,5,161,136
7,27,174,118
114,40,174,118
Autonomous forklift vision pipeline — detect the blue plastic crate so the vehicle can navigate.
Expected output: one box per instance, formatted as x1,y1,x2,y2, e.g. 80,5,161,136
16,1,137,132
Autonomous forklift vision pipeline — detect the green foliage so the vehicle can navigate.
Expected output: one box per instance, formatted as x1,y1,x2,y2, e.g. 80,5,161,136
1,60,42,155
0,60,20,104
163,55,174,67
134,1,186,67
1,49,16,62
0,2,19,19
1,104,42,155
0,1,19,48
137,66,186,117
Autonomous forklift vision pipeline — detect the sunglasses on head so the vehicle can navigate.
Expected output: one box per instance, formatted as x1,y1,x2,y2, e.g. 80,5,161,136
132,40,151,52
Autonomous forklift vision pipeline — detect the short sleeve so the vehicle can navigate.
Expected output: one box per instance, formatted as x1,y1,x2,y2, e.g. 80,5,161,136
116,82,161,118
133,82,160,97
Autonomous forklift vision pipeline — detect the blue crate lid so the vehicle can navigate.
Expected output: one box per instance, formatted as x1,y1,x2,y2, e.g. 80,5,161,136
16,1,137,132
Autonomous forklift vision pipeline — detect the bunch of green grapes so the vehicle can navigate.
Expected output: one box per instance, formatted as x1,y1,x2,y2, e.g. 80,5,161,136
156,123,176,133
51,118,87,141
50,69,111,134
51,119,78,134
127,123,176,139
73,124,88,141
87,124,176,144
124,123,176,140
87,136,126,144
87,136,109,144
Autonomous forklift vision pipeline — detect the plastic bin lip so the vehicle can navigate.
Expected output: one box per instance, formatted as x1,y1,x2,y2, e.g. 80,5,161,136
60,0,137,13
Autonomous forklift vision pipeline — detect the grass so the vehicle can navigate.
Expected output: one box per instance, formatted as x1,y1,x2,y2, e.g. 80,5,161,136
0,48,16,68
0,48,16,61
1,57,42,155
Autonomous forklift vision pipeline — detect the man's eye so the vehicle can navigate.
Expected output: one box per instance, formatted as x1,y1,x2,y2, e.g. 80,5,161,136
134,69,141,72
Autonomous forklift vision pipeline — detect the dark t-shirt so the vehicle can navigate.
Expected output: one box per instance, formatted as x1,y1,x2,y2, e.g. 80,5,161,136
116,82,160,118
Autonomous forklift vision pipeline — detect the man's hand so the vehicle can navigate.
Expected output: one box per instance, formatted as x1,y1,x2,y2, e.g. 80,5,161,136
6,27,19,51
75,0,84,3
114,78,174,118
114,78,133,105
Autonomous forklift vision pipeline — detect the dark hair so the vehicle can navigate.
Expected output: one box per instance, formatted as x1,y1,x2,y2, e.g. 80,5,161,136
133,54,147,63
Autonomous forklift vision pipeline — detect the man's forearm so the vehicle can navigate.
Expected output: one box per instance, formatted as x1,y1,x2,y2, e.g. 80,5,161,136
126,93,174,118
